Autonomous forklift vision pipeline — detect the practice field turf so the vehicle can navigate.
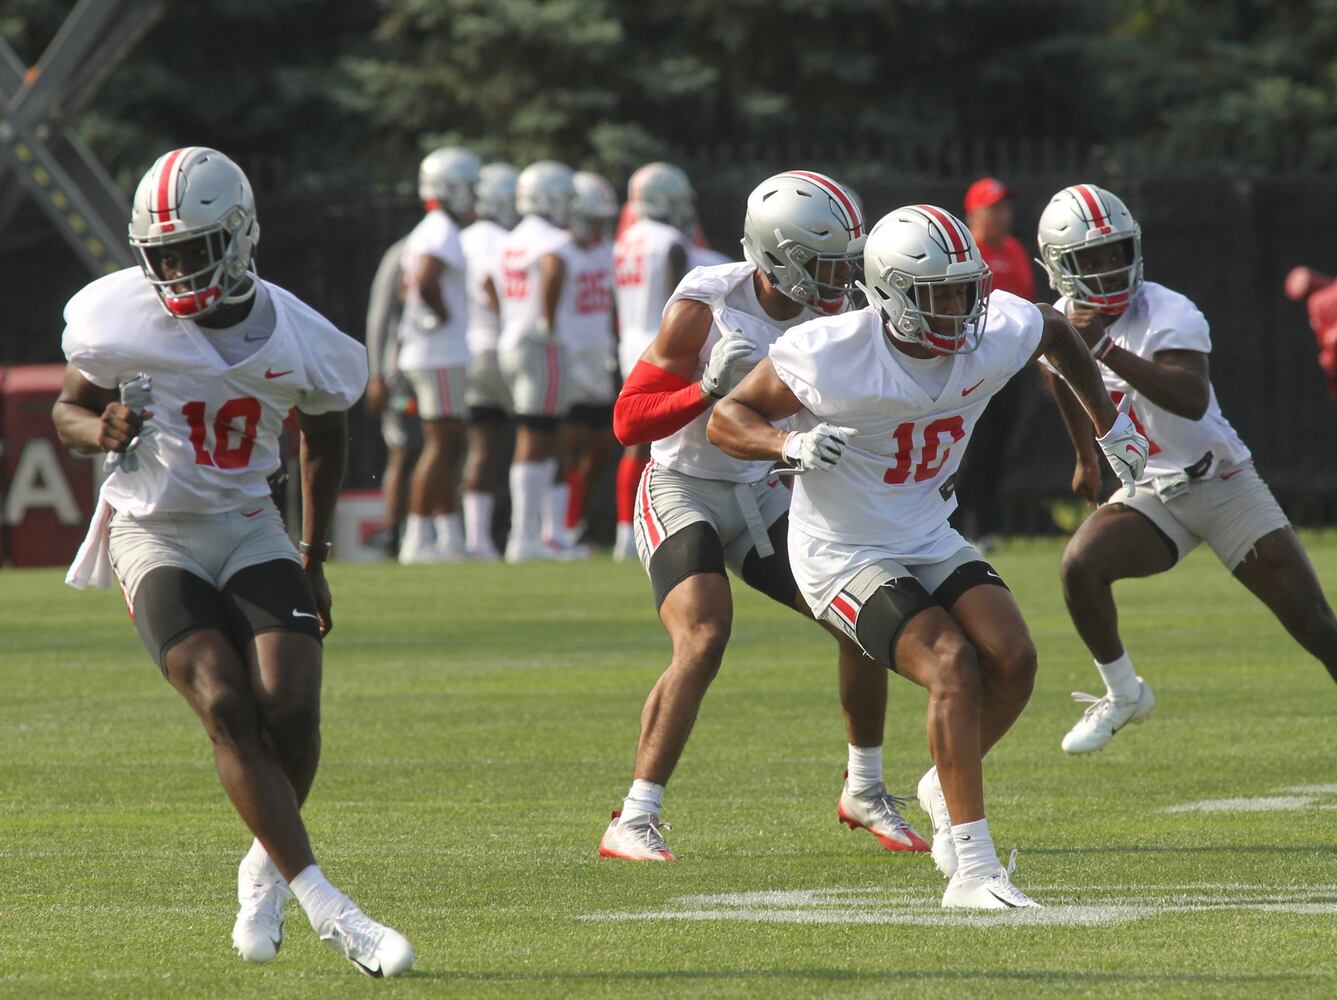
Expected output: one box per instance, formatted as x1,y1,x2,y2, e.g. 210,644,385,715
2,533,1335,998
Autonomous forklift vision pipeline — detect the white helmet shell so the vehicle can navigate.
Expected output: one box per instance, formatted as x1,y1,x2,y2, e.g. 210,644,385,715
628,162,695,231
418,147,481,218
858,204,993,355
741,170,866,314
515,161,576,227
128,146,259,319
475,162,518,228
1037,183,1143,315
570,171,618,243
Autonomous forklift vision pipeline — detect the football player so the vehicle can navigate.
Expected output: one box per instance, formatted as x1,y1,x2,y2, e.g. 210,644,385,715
460,162,518,560
549,171,619,553
611,163,695,560
708,203,1147,907
1037,184,1337,752
598,171,931,862
396,146,480,563
488,160,576,561
363,234,417,558
54,148,413,974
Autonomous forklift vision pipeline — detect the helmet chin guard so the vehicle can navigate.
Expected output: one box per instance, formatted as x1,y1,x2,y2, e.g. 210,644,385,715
129,147,259,321
859,204,992,355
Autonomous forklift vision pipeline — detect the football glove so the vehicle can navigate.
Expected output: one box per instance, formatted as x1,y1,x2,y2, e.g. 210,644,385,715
782,423,858,472
1096,397,1148,497
106,372,156,474
700,331,754,399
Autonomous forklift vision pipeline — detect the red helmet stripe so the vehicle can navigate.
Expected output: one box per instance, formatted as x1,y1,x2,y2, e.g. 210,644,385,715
153,147,191,224
1072,184,1108,228
785,170,863,238
914,204,970,262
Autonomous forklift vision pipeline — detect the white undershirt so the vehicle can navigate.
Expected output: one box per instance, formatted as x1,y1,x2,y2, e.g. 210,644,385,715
200,282,276,367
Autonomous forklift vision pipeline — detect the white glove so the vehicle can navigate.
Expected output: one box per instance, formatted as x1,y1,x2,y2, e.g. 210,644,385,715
700,331,754,399
106,372,156,474
782,423,858,472
1096,396,1149,497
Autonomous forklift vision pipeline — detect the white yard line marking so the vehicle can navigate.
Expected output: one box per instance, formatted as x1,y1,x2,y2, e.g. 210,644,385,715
1160,795,1319,813
580,886,1337,927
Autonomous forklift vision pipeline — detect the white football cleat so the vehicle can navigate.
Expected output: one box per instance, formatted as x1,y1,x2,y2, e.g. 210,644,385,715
398,539,448,565
916,766,957,878
316,901,414,978
1061,678,1155,753
837,779,930,852
597,810,675,861
231,859,291,963
942,851,1041,909
504,538,558,563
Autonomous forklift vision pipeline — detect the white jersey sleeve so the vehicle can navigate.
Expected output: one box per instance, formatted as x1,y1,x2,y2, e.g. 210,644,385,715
461,218,506,354
271,286,369,414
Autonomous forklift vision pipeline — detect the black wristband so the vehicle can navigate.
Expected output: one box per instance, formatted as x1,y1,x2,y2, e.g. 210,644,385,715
298,541,333,562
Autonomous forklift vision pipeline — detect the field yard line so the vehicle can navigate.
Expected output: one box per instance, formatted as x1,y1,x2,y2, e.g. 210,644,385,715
1159,795,1318,813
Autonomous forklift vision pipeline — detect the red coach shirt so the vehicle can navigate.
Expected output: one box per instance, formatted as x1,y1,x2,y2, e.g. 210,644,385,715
977,234,1037,302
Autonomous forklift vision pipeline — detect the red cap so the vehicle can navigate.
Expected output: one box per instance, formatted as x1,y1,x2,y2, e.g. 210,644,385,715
964,177,1013,214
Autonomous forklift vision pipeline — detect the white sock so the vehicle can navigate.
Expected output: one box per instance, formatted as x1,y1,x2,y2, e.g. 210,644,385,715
1096,652,1140,701
434,512,465,552
401,513,432,550
544,482,570,545
509,462,546,546
290,864,349,927
615,522,634,548
619,779,665,823
951,818,1001,879
464,491,495,552
846,744,883,795
242,838,281,883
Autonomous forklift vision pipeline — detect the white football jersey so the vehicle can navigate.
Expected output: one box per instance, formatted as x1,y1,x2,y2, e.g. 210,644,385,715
651,262,819,483
1053,281,1250,480
771,291,1044,550
397,208,470,369
63,268,367,518
496,214,572,352
461,217,507,354
614,217,690,343
555,239,615,355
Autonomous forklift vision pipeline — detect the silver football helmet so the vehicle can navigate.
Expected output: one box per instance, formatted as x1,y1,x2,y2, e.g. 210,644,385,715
628,162,695,232
515,161,576,227
475,162,519,228
741,170,865,314
1037,183,1143,315
570,171,618,244
418,146,481,218
128,147,259,320
858,204,994,355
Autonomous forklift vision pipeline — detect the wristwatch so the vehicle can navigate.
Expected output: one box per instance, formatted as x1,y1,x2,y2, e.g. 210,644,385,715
298,541,333,561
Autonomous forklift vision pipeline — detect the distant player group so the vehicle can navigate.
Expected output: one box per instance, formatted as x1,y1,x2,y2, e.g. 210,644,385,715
54,144,1337,975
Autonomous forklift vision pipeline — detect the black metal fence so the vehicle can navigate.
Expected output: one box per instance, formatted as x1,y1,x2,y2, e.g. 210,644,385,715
5,149,1335,531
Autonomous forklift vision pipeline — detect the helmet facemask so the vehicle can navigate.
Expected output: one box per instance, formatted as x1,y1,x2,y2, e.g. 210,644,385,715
765,235,863,314
131,204,257,320
1045,232,1142,316
863,266,993,356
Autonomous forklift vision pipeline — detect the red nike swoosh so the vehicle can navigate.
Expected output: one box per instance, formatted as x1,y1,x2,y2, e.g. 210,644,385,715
242,509,264,517
1221,469,1244,480
961,378,986,397
265,368,294,379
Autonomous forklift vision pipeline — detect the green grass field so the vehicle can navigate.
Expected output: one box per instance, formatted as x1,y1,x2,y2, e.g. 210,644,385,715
2,534,1335,998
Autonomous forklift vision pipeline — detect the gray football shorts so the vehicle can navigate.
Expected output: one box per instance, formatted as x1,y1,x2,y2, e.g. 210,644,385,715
1113,460,1290,570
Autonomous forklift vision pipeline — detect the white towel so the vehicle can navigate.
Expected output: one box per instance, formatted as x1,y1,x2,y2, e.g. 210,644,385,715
65,494,114,590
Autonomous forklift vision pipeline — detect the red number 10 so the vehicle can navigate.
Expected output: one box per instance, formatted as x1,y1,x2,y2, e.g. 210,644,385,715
883,416,967,484
182,397,262,469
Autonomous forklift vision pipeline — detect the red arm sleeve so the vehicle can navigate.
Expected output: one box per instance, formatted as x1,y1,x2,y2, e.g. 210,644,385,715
613,360,712,446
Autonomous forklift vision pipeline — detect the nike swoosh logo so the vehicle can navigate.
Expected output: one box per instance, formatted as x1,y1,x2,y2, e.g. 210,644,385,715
265,368,294,379
1221,469,1243,480
291,610,319,621
987,888,1019,908
242,509,263,518
244,332,268,343
961,378,986,396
